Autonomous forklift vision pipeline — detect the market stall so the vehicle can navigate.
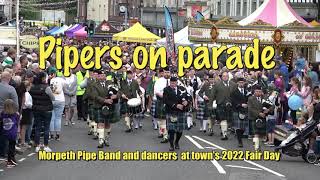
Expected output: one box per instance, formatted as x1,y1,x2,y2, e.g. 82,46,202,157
65,24,83,38
74,27,88,39
112,22,160,43
91,20,119,40
156,26,193,46
188,0,320,65
50,25,71,36
45,26,59,35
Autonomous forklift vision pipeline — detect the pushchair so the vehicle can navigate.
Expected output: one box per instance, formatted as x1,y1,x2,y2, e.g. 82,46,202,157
275,119,320,163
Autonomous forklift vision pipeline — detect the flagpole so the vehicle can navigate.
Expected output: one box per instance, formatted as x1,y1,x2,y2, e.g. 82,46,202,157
16,0,20,60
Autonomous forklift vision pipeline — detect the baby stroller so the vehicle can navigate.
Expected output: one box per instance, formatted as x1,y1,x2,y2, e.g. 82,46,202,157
275,120,320,163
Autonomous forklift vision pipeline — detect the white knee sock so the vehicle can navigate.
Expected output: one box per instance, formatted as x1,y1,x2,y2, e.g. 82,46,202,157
253,137,260,150
92,122,97,136
97,128,105,144
187,116,193,128
220,120,228,137
203,120,208,131
125,117,131,129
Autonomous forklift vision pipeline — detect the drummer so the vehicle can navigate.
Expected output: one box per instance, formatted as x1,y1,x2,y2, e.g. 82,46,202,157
91,70,119,148
163,76,192,151
120,70,142,133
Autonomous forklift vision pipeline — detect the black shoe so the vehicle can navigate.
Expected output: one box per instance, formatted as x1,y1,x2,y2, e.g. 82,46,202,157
160,139,168,143
97,143,104,148
125,129,132,133
203,130,206,133
238,142,243,148
50,134,54,140
175,143,180,149
169,146,174,151
88,131,93,135
221,136,228,140
104,141,110,147
55,134,60,141
158,134,163,138
93,136,98,140
208,132,214,136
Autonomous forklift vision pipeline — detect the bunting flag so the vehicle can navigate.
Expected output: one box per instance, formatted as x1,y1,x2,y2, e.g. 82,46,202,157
194,11,204,22
164,6,176,66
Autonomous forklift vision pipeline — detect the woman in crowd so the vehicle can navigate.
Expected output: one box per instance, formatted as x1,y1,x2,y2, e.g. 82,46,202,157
19,80,33,149
29,72,55,152
48,67,65,140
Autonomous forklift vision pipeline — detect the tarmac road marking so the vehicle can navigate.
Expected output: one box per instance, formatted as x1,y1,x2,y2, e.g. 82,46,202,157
225,165,262,171
185,135,226,174
211,160,226,174
27,153,35,157
0,169,3,172
185,135,204,149
192,136,286,178
204,147,217,150
18,158,26,162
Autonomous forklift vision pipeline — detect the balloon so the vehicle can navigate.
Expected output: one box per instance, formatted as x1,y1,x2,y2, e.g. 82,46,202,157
288,95,303,110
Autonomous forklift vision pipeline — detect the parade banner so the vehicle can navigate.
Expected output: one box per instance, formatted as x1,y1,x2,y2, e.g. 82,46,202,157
164,6,176,65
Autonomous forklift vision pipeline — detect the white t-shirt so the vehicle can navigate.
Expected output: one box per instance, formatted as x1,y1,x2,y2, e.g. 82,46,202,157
50,77,66,102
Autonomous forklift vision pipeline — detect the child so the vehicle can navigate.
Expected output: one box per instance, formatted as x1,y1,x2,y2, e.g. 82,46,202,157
0,99,20,168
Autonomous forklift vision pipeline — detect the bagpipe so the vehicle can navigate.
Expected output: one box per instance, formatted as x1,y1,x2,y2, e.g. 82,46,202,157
256,91,278,128
102,81,120,116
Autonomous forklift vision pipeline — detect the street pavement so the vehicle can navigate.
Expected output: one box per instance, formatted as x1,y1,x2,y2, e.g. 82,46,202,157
0,116,319,180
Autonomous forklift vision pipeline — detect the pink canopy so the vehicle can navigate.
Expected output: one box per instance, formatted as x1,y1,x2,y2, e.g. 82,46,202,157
238,0,311,27
74,27,88,39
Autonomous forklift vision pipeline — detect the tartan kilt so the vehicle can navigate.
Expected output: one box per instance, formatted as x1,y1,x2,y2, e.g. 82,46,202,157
88,104,95,120
120,101,129,115
151,100,156,117
232,112,248,130
166,112,187,133
203,102,216,120
216,105,233,123
154,99,166,119
196,101,205,120
94,104,120,124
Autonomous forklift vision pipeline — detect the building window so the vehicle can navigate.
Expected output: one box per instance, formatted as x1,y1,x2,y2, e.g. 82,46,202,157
243,2,247,16
217,1,221,15
227,1,230,16
0,5,4,12
237,1,241,16
252,1,256,12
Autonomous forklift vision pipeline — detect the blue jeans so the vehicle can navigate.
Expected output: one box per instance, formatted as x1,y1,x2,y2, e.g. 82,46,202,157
33,111,52,146
50,101,65,132
25,117,34,143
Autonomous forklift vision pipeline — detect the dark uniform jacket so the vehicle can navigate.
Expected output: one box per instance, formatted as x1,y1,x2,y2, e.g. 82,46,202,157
163,85,192,113
247,95,263,121
213,80,237,106
120,79,141,99
198,82,215,106
92,80,114,109
231,86,248,112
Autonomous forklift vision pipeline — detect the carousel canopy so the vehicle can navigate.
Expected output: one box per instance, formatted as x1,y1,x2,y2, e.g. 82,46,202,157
112,22,160,43
238,0,311,27
156,26,192,46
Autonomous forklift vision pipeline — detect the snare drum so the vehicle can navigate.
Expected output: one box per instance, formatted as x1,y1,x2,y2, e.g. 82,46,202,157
127,98,142,115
